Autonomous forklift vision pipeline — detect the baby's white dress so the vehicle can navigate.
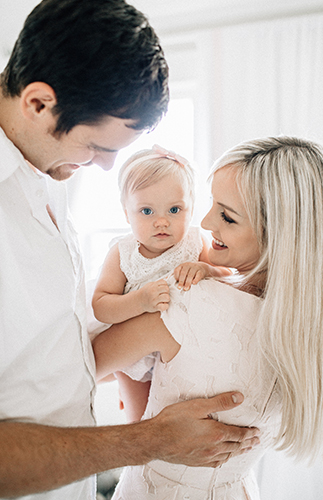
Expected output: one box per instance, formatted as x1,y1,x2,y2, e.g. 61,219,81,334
112,277,281,500
119,226,202,294
87,226,203,380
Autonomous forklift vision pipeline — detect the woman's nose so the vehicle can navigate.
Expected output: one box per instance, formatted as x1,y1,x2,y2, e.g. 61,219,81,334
201,209,212,230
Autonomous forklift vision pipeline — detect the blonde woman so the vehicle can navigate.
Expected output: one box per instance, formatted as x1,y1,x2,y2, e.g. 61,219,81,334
93,136,323,499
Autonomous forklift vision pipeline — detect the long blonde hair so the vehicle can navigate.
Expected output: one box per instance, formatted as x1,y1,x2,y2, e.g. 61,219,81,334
212,136,323,462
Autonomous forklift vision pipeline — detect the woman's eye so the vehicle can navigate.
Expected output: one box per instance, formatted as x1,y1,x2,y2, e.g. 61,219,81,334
141,208,153,215
220,211,236,224
169,206,180,214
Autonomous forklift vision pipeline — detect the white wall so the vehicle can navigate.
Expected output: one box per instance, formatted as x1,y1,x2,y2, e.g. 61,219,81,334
3,0,323,65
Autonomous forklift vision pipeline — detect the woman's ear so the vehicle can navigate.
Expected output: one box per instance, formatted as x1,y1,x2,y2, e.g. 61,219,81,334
20,82,57,124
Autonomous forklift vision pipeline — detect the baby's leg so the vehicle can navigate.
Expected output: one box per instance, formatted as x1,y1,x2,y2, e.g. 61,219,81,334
115,371,151,423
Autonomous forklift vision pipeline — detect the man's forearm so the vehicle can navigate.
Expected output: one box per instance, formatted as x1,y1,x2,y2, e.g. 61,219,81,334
0,420,158,498
0,393,260,498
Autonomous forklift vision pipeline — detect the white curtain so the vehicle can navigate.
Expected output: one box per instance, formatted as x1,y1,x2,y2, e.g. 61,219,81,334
199,12,323,499
256,449,323,500
205,13,323,158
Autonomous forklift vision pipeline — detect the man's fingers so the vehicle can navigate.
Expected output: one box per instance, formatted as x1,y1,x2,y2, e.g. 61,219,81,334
195,436,260,469
239,436,260,449
197,392,245,415
223,422,260,442
212,442,257,468
210,436,260,460
154,394,261,468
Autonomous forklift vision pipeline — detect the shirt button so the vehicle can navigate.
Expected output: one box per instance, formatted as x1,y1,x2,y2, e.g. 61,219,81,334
36,189,43,197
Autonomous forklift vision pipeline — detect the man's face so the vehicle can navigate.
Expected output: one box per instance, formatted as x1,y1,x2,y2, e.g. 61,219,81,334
29,116,142,181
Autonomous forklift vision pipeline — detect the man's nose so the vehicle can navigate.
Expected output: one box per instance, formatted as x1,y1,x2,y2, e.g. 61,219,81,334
92,151,118,171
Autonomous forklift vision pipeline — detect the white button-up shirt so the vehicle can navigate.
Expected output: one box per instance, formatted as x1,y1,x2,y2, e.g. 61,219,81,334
0,127,97,499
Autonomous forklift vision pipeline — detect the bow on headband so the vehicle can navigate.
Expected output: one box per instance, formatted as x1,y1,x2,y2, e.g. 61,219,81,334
152,144,189,168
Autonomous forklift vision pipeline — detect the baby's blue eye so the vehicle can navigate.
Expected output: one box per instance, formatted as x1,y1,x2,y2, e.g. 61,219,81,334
169,206,180,214
141,208,153,215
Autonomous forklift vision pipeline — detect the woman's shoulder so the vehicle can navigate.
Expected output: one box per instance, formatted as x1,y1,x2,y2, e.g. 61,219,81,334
168,276,262,330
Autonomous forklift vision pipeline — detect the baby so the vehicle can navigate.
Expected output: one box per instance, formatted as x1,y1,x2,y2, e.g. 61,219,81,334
92,145,230,421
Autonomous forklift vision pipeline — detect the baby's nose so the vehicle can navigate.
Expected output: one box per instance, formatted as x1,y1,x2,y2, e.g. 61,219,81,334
154,216,169,228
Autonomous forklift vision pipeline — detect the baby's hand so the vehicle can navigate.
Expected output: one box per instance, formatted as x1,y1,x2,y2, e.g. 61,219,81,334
212,266,233,278
174,262,209,291
139,279,170,313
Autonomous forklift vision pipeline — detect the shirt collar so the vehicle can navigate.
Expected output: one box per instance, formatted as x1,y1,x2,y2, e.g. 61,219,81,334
0,126,31,182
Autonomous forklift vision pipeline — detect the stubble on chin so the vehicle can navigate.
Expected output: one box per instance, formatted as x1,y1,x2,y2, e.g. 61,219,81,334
46,166,75,181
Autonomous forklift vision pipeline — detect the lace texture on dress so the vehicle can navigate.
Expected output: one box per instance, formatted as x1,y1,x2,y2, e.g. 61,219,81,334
118,227,203,382
119,226,203,291
112,277,282,499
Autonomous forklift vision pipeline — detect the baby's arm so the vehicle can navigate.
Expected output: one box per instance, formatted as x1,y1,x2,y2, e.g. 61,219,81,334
174,235,232,291
92,244,170,324
93,313,180,382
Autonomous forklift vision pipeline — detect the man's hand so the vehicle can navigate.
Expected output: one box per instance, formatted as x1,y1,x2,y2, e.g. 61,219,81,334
0,392,259,497
148,392,260,467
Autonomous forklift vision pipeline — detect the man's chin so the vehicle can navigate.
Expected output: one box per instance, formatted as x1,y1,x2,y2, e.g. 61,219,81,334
46,165,79,181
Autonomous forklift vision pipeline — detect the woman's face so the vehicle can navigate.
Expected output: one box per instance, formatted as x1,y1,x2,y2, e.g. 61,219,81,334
201,166,260,274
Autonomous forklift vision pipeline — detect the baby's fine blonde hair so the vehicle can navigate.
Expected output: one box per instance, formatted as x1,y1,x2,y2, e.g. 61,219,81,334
118,145,195,208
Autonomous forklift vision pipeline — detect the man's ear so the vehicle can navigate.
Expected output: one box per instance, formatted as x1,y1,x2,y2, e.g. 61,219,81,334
20,82,57,123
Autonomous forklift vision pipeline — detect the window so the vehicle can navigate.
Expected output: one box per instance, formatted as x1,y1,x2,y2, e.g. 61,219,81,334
70,97,195,281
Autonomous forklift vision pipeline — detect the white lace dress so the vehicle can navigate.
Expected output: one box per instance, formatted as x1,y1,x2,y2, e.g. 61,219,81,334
87,227,203,380
119,226,203,294
112,277,282,500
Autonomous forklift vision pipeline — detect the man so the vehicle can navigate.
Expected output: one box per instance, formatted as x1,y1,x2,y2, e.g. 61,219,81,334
0,0,259,498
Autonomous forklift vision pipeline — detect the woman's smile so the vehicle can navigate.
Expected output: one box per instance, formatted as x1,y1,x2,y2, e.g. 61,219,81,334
212,236,228,250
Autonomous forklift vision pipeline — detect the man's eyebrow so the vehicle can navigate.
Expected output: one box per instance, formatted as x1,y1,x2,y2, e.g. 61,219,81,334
90,143,119,153
218,202,242,217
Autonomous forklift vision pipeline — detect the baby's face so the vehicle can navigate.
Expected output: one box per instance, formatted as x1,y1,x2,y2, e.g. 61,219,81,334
124,173,193,258
202,166,260,273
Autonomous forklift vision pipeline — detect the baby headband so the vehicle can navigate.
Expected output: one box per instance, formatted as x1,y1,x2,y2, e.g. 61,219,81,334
151,144,189,168
123,144,190,171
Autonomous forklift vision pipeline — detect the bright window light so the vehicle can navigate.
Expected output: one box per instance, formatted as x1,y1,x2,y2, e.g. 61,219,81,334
69,98,194,280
